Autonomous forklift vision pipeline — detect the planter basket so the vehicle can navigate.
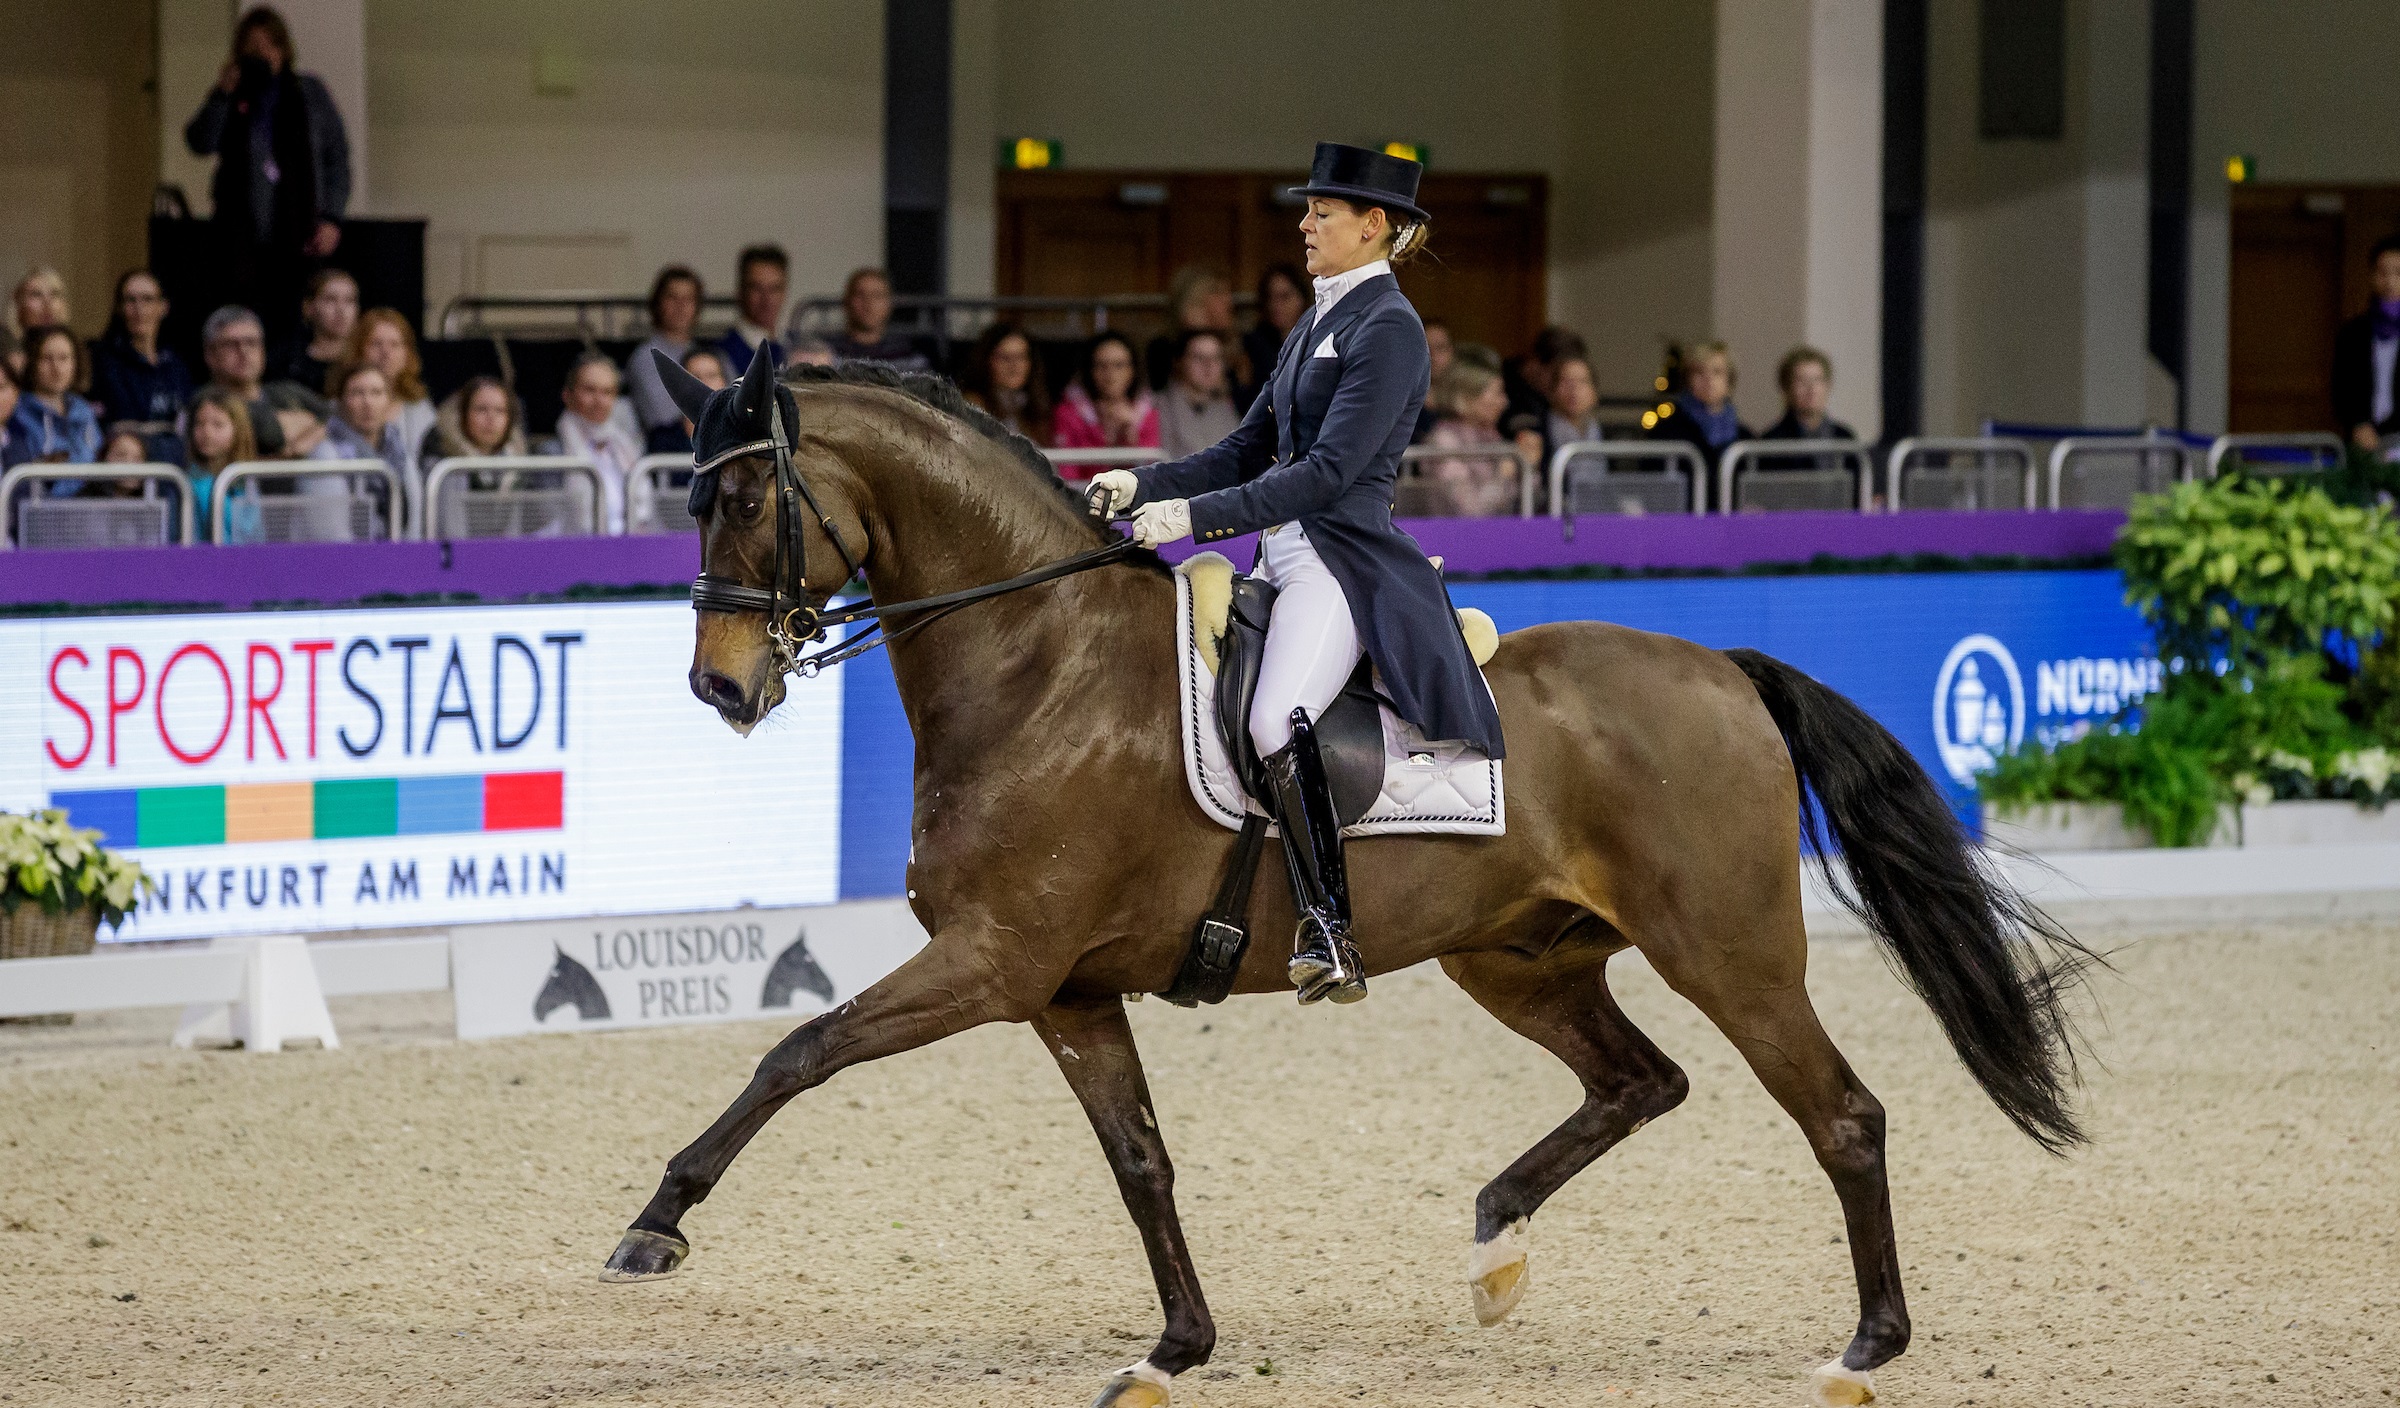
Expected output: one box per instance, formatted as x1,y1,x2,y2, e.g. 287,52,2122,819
0,905,101,1025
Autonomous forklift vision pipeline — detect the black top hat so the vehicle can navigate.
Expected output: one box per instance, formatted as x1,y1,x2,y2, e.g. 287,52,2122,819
1289,142,1429,226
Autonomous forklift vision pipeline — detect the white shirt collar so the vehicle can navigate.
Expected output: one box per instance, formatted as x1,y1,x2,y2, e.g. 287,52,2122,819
1310,259,1391,323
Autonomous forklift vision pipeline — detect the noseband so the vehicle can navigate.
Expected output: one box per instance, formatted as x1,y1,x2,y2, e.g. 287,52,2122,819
687,395,1142,679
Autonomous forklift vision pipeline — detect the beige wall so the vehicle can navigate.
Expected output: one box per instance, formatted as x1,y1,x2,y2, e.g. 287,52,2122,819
364,0,884,325
0,0,156,340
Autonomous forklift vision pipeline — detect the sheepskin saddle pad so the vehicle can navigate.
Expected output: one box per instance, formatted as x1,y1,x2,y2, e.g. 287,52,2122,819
1174,551,1505,837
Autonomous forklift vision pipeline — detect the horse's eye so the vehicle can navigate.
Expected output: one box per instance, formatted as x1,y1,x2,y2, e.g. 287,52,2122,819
736,498,765,522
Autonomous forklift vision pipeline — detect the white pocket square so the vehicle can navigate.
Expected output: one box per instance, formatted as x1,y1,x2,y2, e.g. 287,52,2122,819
1311,333,1338,358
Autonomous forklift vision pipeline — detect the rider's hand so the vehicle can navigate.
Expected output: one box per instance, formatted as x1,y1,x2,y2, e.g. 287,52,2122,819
1130,499,1192,549
1088,469,1141,515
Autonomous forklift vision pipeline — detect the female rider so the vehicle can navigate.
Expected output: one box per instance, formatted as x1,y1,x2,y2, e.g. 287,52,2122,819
1091,143,1507,1006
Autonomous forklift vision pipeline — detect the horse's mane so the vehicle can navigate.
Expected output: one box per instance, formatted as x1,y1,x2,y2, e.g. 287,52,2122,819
783,360,1167,571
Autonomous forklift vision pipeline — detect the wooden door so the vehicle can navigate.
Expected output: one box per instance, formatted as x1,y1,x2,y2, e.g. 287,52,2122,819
2229,187,2347,432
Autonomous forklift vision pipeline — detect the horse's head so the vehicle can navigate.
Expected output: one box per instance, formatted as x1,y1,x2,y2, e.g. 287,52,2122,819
655,348,873,733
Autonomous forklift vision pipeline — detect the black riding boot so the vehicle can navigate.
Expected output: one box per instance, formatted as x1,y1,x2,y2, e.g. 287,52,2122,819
1265,709,1365,1005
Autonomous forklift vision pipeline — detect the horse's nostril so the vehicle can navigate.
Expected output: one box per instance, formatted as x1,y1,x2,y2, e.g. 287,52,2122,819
695,670,744,710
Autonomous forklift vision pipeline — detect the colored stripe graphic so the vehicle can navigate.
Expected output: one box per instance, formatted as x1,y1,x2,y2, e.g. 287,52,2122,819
49,771,562,849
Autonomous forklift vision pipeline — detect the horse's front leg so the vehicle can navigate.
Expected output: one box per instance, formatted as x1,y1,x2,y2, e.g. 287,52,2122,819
1037,996,1214,1408
600,936,1046,1280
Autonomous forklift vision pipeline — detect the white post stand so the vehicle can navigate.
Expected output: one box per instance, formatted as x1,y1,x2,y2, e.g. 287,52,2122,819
173,935,341,1053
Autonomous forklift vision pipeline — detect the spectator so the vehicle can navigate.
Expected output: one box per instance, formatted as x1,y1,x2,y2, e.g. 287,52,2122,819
1646,340,1751,507
5,327,102,468
824,267,929,370
0,360,17,465
183,388,259,539
1157,328,1237,457
2334,233,2400,453
282,267,358,390
627,265,703,438
422,375,527,464
192,306,291,456
1421,361,1521,517
89,271,195,444
783,335,835,369
307,361,406,538
541,352,647,533
1504,325,1588,442
1238,262,1308,410
1146,266,1235,390
1544,354,1604,451
1051,331,1158,450
1414,316,1459,442
650,346,730,453
100,427,149,464
336,308,434,471
717,245,788,375
1758,346,1855,442
184,6,351,353
959,323,1052,445
6,267,71,376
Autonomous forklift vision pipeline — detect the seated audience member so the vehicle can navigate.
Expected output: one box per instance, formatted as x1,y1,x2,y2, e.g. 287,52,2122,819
101,427,149,464
89,271,193,441
1146,266,1235,390
315,361,412,537
5,326,102,469
824,267,928,370
1421,361,1521,517
960,323,1052,445
183,388,259,538
336,308,435,471
1157,329,1238,457
1414,317,1458,443
6,266,71,377
1759,346,1854,442
628,265,704,439
193,306,291,455
2333,232,2400,453
718,244,789,375
650,346,729,453
0,360,17,464
1504,325,1587,442
1239,262,1308,411
282,268,359,390
422,374,527,466
541,352,646,533
1051,331,1159,450
1646,340,1751,508
1544,354,1604,452
783,335,835,369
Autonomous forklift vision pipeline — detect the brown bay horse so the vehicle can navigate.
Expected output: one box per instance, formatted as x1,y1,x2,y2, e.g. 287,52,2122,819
600,363,2093,1407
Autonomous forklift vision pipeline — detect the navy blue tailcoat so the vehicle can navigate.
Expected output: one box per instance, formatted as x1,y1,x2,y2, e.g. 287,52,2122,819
1132,274,1506,757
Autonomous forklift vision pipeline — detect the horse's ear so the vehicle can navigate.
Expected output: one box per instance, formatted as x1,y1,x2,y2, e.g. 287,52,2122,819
732,338,778,439
652,348,715,425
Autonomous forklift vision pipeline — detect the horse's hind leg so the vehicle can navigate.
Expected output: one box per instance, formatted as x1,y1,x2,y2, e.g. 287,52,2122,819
1035,996,1212,1408
599,940,1047,1281
1441,944,1690,1327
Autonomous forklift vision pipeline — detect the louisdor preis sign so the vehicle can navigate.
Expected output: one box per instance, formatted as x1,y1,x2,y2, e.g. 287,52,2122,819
448,900,926,1040
0,602,845,941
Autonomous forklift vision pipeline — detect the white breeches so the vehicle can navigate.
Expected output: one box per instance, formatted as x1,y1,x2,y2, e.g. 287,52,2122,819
1250,524,1365,756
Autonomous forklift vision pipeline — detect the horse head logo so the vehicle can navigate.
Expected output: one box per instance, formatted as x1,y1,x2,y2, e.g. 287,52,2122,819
534,944,611,1023
1932,634,2024,786
760,930,836,1010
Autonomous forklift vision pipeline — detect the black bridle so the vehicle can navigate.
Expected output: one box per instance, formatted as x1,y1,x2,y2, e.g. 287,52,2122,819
687,395,1141,679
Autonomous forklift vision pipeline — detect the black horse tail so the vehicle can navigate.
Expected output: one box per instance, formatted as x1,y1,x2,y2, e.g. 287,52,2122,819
1725,647,2098,1154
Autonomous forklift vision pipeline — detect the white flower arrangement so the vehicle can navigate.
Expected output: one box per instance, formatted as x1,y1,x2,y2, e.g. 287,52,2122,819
0,809,158,931
2331,747,2396,808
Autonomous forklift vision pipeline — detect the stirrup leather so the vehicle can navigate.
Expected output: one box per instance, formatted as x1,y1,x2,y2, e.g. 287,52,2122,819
1265,710,1366,1005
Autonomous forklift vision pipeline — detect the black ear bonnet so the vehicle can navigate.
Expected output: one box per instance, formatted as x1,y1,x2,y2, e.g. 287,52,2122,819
652,345,797,520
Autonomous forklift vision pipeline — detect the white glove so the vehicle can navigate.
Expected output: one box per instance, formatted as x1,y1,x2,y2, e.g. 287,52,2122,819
1088,469,1141,514
1130,498,1192,548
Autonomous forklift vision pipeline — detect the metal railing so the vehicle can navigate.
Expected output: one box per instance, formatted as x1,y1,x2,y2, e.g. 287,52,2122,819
1548,440,1706,521
1887,437,2038,511
1717,439,1874,514
1,465,196,549
2047,435,2190,509
1042,447,1167,478
2203,432,2346,480
210,459,403,543
1398,444,1535,517
420,456,603,539
631,453,698,535
439,292,744,339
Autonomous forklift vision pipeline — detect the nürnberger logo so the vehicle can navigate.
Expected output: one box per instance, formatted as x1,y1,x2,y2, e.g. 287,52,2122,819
1932,634,2023,785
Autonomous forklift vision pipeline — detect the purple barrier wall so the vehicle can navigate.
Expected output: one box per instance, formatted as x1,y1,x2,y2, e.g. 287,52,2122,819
3,511,2124,610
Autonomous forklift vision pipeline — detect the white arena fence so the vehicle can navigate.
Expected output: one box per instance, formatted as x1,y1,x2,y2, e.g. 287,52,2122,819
211,459,404,544
1,464,197,549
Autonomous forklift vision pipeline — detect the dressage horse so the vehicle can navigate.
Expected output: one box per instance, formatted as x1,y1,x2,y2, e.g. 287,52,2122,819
600,362,2093,1408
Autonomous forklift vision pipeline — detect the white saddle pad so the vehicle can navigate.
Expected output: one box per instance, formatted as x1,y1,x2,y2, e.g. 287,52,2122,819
1174,562,1505,837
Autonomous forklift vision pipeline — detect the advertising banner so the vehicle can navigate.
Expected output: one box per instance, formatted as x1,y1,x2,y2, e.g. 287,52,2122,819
447,899,926,1040
1,602,845,941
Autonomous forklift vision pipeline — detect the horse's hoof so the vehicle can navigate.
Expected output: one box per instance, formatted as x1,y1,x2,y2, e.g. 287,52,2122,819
1468,1220,1529,1327
597,1226,689,1283
1089,1360,1171,1407
1809,1359,1876,1406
